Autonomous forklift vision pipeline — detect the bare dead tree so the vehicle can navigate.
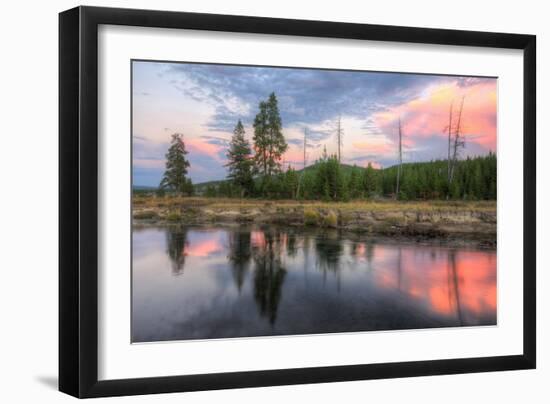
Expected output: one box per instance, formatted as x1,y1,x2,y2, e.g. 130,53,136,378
335,115,344,163
446,101,454,183
303,127,307,170
449,96,466,184
395,117,403,199
296,127,308,198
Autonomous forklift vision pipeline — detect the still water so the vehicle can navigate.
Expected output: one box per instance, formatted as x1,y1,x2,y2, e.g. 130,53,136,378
132,225,496,342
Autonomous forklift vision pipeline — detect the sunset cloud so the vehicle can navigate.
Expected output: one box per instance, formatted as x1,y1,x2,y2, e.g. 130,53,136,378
372,79,497,155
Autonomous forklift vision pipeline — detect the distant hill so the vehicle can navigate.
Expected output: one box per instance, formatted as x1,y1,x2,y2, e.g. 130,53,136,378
299,162,359,174
193,179,229,193
193,162,371,191
132,185,158,192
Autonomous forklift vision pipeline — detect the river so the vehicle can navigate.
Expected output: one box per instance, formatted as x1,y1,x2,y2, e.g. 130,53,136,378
132,225,496,342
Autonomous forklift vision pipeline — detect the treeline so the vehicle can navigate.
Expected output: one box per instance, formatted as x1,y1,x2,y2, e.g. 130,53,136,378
204,152,496,201
379,153,496,200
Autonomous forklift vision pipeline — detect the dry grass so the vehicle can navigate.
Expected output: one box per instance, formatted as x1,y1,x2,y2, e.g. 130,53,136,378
133,195,496,213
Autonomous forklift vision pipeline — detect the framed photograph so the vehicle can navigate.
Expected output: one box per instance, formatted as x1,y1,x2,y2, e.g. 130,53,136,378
59,6,536,398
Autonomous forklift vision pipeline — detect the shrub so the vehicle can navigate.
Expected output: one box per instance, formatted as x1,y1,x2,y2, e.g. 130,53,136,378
323,210,338,228
304,208,319,226
166,211,182,222
132,210,158,220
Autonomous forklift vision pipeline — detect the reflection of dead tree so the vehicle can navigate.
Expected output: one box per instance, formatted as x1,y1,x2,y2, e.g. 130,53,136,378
365,243,374,270
397,246,402,290
447,97,466,184
447,250,464,325
395,117,403,198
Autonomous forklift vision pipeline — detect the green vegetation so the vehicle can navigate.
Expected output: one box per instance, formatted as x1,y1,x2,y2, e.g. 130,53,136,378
379,152,497,201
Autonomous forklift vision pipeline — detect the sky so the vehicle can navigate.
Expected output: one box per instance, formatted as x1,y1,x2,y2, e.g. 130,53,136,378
132,61,497,186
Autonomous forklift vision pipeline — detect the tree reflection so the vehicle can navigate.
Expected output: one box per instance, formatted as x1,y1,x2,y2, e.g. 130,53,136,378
252,230,287,325
315,230,343,276
227,230,252,293
447,249,464,325
286,231,298,257
165,226,188,275
350,238,375,271
365,243,375,269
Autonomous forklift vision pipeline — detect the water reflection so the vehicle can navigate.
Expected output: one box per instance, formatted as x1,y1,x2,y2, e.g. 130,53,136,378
315,230,343,275
227,230,252,293
132,225,496,342
165,226,188,275
252,230,287,324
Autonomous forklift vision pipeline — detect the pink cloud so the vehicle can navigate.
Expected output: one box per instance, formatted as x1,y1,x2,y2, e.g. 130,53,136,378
282,147,304,167
185,137,224,161
373,80,497,152
133,158,164,169
352,142,393,156
186,239,223,257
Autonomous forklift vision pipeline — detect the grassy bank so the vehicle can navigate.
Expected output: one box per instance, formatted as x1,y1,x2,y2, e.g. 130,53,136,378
134,195,495,212
133,196,496,246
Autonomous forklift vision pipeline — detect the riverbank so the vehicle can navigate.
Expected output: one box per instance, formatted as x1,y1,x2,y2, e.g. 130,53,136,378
132,196,496,247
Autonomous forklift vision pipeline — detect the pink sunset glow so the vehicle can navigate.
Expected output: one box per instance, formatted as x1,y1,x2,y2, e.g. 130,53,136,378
373,80,497,152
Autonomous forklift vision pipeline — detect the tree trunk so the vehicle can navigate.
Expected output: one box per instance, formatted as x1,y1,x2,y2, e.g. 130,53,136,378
447,101,453,183
395,118,403,199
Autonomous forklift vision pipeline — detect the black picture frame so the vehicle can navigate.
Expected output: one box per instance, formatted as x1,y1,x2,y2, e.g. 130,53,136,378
59,5,536,398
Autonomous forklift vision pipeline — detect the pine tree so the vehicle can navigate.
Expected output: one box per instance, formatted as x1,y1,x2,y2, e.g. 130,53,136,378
205,184,217,198
265,93,287,175
363,163,377,197
160,133,192,195
282,166,299,199
252,92,288,179
314,155,344,201
253,101,269,177
348,166,363,199
226,120,254,196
